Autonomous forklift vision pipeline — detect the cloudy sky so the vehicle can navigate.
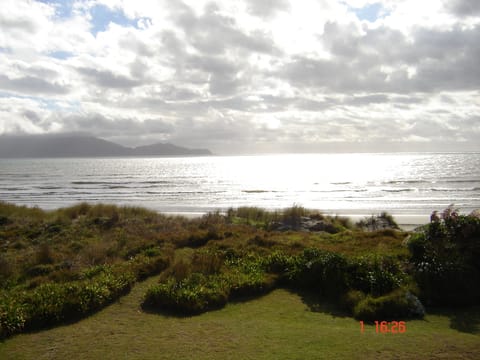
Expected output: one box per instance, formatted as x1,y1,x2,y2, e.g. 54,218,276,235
0,0,479,154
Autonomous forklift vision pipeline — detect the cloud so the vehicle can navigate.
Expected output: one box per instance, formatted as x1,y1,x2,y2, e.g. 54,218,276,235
171,1,278,56
281,21,480,93
245,0,290,18
446,0,480,16
0,74,68,95
76,67,143,89
0,0,479,153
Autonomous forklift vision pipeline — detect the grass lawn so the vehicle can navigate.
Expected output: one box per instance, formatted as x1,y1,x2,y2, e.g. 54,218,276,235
1,275,479,360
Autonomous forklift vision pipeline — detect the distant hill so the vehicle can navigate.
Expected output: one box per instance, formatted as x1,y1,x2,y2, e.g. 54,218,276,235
132,143,211,156
0,134,212,158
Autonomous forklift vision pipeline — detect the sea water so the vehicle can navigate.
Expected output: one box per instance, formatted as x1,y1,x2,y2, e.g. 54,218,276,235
1,153,479,226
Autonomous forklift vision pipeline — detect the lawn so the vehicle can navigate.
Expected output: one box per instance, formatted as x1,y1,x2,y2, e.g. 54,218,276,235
1,274,479,360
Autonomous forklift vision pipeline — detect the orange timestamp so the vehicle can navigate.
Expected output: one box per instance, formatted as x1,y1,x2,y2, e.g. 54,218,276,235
360,321,406,334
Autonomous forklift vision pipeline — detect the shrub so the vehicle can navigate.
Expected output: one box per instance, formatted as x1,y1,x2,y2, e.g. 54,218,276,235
125,254,170,281
414,258,480,306
287,248,349,298
36,243,55,264
341,290,366,313
143,274,229,315
200,211,225,229
226,271,276,299
0,295,27,338
227,207,272,225
143,252,275,315
60,202,91,219
0,215,11,226
0,268,136,338
408,206,480,306
406,233,428,263
353,288,425,321
26,264,55,278
191,250,224,275
0,256,13,280
347,255,404,296
0,251,169,339
282,205,308,229
357,212,399,231
263,251,298,275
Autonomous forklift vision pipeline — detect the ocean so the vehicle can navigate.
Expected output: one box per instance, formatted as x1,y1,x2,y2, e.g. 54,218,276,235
1,152,479,227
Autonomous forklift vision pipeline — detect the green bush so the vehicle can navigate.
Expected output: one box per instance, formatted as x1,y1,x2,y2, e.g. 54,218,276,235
408,207,480,306
341,290,366,313
26,264,55,278
0,295,27,338
263,251,298,275
125,254,170,280
287,248,349,298
226,270,276,299
191,250,224,275
353,288,425,321
357,212,399,231
282,205,308,228
0,256,13,280
143,274,229,314
414,258,480,306
143,253,275,315
347,255,404,296
406,233,428,263
0,269,136,338
0,252,170,339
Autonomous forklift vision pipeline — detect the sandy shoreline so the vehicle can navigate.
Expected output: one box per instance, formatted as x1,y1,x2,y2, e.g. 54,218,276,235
160,211,430,231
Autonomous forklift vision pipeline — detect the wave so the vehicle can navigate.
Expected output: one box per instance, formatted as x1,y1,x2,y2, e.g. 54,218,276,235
430,187,480,192
311,189,368,193
385,180,429,185
71,181,113,185
440,179,480,184
242,190,274,193
383,189,415,193
140,180,170,184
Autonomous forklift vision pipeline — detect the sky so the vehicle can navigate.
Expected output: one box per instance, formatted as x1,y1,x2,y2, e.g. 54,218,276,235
0,0,479,154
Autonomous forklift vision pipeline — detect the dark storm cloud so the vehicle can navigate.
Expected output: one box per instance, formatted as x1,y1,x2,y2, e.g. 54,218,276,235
76,67,143,89
0,74,68,95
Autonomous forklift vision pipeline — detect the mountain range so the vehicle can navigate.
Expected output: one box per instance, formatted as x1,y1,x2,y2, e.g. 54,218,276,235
0,134,212,158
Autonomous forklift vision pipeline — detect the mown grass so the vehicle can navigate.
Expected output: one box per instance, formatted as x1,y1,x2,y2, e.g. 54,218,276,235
0,275,478,359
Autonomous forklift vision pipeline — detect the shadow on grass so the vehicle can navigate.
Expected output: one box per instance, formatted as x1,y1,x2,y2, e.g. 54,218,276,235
427,306,480,334
141,303,208,318
294,289,351,318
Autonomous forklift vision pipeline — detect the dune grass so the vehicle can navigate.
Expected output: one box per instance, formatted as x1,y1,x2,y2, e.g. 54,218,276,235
1,274,479,360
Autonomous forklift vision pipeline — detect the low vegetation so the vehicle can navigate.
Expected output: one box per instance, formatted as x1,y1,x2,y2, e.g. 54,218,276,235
1,201,479,342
